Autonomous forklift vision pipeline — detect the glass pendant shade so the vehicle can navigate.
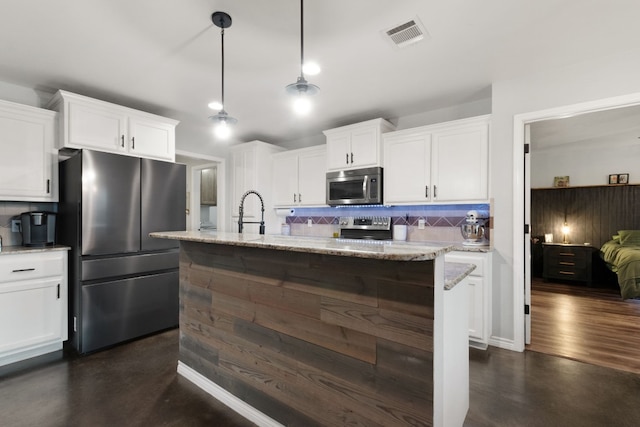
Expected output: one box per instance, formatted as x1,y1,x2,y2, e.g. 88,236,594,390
286,0,319,114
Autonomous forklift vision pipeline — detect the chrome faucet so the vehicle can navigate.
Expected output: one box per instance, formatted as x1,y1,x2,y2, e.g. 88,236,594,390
238,190,265,234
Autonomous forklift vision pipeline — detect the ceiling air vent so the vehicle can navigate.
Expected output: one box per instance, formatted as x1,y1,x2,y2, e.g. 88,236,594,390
384,17,428,48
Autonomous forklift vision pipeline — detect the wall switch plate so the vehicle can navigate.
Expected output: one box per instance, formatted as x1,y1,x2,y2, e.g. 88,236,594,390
11,219,21,232
418,218,425,229
307,218,313,227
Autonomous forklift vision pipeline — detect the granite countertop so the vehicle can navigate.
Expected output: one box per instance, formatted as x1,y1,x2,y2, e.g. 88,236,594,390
151,230,454,261
0,245,70,255
444,262,476,290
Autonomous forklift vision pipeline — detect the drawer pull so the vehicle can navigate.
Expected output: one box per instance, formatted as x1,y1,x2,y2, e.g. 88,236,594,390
559,262,575,266
12,268,36,273
558,271,575,275
558,252,575,256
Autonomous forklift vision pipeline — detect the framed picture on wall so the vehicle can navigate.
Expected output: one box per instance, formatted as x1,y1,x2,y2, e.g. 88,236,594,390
553,176,570,187
609,174,618,184
618,173,629,184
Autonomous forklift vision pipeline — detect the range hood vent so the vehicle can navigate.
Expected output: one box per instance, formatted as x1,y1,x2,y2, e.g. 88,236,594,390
384,17,427,48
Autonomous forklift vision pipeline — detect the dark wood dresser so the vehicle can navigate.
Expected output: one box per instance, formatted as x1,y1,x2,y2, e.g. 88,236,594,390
542,243,597,285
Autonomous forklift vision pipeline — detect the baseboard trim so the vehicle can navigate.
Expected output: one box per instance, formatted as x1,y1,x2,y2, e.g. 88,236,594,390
177,361,284,427
0,341,62,368
489,336,519,352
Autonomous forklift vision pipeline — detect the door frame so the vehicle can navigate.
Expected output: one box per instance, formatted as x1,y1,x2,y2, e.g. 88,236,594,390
175,150,226,232
512,91,640,351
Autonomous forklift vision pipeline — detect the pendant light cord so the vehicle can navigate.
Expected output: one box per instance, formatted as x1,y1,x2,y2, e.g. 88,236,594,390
299,0,305,79
220,26,225,111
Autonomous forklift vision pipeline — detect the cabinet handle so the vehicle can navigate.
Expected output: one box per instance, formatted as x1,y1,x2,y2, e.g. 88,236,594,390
425,185,429,198
558,271,575,276
433,185,437,198
294,193,297,203
559,252,575,256
57,283,60,299
299,193,302,203
350,152,354,164
12,268,35,273
559,261,575,266
345,153,349,165
121,135,125,147
132,136,135,149
46,179,50,194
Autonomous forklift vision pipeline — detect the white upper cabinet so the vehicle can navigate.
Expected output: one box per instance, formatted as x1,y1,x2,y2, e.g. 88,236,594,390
383,131,432,204
273,145,327,207
324,118,395,171
383,115,490,204
229,141,285,234
47,90,177,162
0,99,58,202
431,118,489,202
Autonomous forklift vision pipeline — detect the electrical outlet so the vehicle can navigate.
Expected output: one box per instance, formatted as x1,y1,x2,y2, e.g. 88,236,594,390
11,219,21,233
307,218,313,227
418,218,425,230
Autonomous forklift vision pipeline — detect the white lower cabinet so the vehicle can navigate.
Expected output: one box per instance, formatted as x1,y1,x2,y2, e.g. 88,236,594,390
273,145,327,207
0,250,68,366
445,251,492,349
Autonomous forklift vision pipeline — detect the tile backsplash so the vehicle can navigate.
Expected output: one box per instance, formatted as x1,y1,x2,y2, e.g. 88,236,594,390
280,203,491,243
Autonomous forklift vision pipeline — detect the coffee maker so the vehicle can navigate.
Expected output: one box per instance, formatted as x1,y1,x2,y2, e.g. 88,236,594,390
20,211,56,247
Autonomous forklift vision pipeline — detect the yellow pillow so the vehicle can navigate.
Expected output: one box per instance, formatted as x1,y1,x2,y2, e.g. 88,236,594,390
617,230,640,246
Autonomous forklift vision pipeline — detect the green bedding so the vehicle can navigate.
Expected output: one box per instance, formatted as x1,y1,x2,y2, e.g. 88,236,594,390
600,240,640,299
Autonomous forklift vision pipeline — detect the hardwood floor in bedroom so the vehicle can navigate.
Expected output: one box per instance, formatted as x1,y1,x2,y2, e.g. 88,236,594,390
527,278,640,375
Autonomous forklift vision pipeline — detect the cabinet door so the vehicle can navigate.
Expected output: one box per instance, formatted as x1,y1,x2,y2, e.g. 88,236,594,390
128,115,175,161
0,105,56,201
231,148,257,217
273,155,299,206
200,167,217,206
445,251,491,348
326,132,351,170
432,123,488,201
67,100,127,153
466,275,485,342
0,278,64,355
298,148,327,206
383,133,431,204
350,126,379,168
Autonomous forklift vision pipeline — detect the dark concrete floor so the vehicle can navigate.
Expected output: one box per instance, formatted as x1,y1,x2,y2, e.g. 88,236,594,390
1,329,639,426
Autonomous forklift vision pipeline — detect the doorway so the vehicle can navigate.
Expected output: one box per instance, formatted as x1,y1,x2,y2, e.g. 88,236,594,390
175,152,226,232
512,92,640,352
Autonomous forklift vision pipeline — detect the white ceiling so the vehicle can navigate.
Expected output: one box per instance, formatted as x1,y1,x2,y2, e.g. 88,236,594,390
1,1,640,155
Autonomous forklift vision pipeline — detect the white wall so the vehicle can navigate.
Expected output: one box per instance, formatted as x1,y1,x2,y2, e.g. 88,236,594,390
531,142,640,188
490,47,640,347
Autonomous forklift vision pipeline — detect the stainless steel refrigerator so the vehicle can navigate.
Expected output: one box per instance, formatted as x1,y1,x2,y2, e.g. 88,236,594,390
58,149,186,354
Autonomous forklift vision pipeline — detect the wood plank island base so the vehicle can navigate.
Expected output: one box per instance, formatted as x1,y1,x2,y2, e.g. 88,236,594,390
150,231,474,427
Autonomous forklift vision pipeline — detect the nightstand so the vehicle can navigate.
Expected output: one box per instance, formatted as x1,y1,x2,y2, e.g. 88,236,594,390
542,243,597,285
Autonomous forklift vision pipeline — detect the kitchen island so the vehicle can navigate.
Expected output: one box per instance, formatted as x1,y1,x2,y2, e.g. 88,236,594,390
150,231,473,427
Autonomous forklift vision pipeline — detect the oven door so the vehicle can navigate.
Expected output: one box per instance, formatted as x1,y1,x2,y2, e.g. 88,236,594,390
326,175,368,205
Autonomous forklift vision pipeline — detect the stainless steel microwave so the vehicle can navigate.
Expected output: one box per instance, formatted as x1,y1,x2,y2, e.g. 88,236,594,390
326,167,383,206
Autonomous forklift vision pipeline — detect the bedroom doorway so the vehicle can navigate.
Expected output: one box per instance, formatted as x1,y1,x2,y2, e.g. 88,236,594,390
514,92,640,370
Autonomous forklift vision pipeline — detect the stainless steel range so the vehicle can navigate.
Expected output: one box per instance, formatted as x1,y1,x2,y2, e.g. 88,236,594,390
338,216,393,240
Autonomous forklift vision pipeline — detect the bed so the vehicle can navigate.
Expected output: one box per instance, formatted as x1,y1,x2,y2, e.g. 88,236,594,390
600,230,640,299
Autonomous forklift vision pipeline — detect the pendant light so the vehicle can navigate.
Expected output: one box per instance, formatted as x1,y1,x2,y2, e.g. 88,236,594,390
209,11,237,139
285,0,319,115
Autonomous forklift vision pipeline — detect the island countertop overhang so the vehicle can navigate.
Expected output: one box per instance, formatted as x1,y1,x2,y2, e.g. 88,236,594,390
150,230,454,261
